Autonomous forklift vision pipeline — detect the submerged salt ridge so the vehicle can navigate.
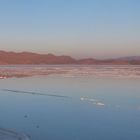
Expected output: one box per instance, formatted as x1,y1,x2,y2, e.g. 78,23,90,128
2,89,71,99
0,65,140,78
0,128,30,140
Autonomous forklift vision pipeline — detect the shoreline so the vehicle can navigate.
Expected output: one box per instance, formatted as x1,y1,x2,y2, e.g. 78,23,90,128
0,65,140,79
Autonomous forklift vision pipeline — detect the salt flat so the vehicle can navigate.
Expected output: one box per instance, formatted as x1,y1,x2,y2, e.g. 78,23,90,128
0,65,140,79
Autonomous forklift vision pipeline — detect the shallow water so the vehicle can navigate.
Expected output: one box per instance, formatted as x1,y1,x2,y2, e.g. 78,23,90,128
0,65,140,140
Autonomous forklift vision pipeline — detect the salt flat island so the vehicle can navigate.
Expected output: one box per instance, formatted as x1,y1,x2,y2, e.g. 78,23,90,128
0,128,30,140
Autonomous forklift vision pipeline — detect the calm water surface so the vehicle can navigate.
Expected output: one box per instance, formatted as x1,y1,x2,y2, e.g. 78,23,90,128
0,66,140,140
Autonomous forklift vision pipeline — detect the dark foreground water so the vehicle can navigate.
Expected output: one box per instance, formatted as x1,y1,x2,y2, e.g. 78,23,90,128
0,65,140,140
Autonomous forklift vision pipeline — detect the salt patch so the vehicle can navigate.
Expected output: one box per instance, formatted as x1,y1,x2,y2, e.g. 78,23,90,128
96,102,105,106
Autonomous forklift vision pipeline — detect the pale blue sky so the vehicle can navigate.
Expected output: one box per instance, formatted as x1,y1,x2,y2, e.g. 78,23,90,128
0,0,139,58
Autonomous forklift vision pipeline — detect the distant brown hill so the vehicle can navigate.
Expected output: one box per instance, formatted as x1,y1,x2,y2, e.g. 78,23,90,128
0,51,76,64
0,50,139,65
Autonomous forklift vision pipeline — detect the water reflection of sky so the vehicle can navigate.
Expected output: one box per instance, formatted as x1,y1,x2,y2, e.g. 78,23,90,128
0,73,140,140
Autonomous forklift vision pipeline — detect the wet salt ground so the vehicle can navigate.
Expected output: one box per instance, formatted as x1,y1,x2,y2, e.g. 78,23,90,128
0,66,140,140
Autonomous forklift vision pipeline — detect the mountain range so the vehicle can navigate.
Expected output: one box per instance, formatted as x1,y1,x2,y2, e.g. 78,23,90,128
0,50,140,65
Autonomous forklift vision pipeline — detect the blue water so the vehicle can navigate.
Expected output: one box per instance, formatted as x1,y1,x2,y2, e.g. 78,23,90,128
0,68,140,140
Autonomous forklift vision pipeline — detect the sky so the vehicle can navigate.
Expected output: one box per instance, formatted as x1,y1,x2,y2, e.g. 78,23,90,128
0,0,140,58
